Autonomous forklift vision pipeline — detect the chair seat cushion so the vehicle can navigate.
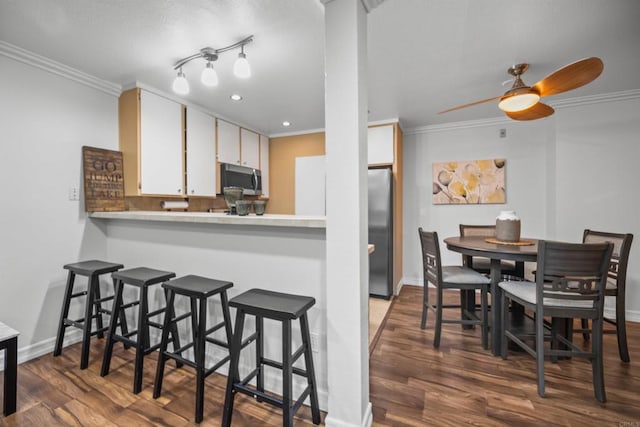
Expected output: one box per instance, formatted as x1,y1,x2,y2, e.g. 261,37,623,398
442,266,490,285
499,280,594,308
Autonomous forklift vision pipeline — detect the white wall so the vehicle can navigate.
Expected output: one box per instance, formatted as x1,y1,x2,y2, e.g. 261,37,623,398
554,97,640,317
402,95,640,320
0,54,118,360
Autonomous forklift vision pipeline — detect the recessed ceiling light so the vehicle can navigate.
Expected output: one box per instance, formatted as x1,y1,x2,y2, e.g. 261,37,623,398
282,121,291,127
230,94,242,101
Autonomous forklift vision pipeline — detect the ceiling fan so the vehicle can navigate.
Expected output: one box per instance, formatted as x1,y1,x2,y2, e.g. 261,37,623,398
439,57,604,121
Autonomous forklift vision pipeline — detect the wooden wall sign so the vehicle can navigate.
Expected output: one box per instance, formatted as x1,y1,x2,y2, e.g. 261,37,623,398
82,146,125,212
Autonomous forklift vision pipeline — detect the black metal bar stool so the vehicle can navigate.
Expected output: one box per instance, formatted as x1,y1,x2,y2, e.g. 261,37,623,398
53,260,125,369
222,288,321,427
153,275,234,423
100,267,181,394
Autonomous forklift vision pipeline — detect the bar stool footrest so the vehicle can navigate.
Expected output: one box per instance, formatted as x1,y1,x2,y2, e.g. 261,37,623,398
172,312,192,323
163,352,197,369
205,337,229,348
143,343,161,355
292,385,312,415
112,335,138,348
120,300,140,310
94,295,115,304
240,367,261,386
234,384,283,409
147,320,164,329
147,307,167,318
205,355,230,376
205,321,226,336
71,290,88,298
240,332,257,349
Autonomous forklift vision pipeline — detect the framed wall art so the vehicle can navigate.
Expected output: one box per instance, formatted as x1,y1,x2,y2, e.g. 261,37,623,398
432,158,506,204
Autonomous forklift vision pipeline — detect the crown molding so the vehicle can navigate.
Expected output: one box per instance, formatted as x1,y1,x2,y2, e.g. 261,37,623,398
404,116,512,135
269,128,327,139
405,89,640,135
269,118,400,138
0,40,122,97
549,88,640,109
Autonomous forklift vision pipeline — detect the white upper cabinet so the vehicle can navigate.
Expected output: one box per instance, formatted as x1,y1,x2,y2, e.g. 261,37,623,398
140,90,184,195
186,108,216,196
260,134,270,197
367,125,394,165
217,119,241,165
240,128,260,169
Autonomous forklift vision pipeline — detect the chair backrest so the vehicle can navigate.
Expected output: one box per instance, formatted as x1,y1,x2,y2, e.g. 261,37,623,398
536,240,613,313
583,229,633,293
418,228,443,288
459,224,497,237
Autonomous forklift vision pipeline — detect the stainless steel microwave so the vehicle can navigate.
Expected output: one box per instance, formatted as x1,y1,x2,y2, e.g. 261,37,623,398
219,163,262,195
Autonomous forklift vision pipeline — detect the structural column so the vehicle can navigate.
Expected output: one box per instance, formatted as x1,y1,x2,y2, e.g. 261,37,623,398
323,1,371,426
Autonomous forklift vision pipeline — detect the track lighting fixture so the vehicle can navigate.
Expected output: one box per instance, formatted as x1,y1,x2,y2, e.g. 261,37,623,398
172,35,253,94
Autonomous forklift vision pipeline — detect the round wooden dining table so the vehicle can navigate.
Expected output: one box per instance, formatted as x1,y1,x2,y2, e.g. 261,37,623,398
443,236,539,355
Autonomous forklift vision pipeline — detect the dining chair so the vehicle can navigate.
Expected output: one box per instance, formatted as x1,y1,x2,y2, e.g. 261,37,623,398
576,229,634,362
458,224,520,278
499,240,613,401
418,228,491,349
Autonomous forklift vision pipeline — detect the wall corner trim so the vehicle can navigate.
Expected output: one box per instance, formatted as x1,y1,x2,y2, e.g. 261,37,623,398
0,40,122,97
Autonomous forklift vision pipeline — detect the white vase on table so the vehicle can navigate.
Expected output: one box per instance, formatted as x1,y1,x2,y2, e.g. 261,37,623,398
496,210,521,242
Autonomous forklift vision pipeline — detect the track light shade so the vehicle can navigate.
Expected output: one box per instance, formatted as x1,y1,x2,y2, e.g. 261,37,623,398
233,52,251,79
201,62,219,87
172,69,189,95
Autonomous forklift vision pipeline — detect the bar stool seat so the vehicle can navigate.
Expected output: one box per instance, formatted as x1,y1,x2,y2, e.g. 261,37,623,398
222,288,321,427
53,260,124,369
100,267,180,394
153,275,234,423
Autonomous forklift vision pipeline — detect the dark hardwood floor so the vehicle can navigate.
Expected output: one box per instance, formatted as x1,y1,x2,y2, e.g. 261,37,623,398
370,285,640,426
1,284,639,426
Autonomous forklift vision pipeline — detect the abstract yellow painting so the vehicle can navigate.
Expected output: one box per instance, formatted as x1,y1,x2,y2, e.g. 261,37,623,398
432,159,506,204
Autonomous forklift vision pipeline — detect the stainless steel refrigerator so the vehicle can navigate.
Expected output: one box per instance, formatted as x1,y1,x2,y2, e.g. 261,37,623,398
368,167,393,298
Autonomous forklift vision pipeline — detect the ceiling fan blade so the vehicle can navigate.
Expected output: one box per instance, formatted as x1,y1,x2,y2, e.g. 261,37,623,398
438,95,502,114
532,57,604,97
505,102,554,121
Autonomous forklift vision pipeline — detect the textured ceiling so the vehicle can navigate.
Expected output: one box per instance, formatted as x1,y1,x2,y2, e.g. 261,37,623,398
1,0,639,135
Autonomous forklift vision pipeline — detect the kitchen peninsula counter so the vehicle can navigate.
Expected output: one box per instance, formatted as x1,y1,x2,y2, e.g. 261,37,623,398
87,208,329,410
90,210,326,228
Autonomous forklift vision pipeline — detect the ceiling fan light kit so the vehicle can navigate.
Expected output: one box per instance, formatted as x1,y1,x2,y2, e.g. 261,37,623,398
498,91,540,112
439,57,604,121
172,35,253,95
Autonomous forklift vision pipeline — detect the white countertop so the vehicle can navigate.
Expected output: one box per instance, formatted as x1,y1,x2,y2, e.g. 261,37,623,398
0,321,19,340
89,210,326,229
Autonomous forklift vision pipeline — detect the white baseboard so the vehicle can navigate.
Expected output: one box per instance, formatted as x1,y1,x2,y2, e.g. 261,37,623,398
324,402,373,427
0,329,83,371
